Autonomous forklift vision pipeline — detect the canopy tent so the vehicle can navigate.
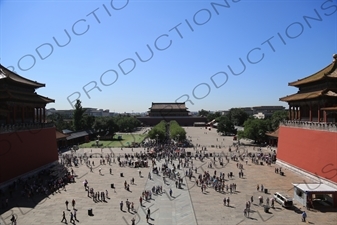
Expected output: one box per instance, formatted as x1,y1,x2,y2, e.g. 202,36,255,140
292,183,337,208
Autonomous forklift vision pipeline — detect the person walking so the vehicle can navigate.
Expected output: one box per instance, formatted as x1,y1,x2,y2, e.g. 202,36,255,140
120,201,124,211
302,211,307,222
65,200,69,210
72,199,76,209
70,211,74,223
73,209,77,221
146,213,149,223
10,214,16,225
61,211,67,223
139,196,143,206
147,208,151,217
169,188,173,197
131,217,135,225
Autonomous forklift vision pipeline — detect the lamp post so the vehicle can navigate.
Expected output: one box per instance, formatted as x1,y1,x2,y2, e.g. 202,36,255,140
156,134,159,145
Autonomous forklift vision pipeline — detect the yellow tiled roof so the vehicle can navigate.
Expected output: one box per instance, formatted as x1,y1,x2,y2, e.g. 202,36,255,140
150,103,187,110
279,89,337,102
289,60,337,86
0,64,45,88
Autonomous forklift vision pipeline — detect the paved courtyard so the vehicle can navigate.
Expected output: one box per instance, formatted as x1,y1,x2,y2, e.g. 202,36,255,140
1,127,336,225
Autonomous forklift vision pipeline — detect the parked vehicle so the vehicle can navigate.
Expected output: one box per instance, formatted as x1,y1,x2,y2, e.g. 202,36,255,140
273,192,293,208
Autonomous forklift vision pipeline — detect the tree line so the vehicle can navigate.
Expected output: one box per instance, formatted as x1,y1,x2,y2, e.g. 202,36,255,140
199,108,288,143
48,100,141,137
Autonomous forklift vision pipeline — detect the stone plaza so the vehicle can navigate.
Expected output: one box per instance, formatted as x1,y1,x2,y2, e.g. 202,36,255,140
1,127,336,225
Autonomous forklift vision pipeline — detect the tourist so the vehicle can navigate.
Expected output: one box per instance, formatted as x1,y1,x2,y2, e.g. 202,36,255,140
302,211,307,222
72,199,76,209
69,211,74,223
10,214,16,225
61,211,67,223
120,201,124,211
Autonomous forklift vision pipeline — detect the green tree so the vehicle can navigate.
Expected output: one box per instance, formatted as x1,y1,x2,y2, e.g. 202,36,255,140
105,117,119,135
114,116,141,132
216,115,236,135
47,113,67,131
239,118,269,143
148,120,166,141
83,115,95,130
93,117,105,133
170,120,186,140
207,111,222,122
94,117,118,136
228,108,249,126
73,100,86,131
198,109,209,117
270,110,288,131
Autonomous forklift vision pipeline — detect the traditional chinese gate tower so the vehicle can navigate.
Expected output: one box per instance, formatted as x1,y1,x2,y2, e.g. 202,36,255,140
277,54,337,186
0,65,58,185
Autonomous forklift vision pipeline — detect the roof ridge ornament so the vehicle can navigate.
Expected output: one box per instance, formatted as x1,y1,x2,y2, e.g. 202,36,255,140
333,54,337,62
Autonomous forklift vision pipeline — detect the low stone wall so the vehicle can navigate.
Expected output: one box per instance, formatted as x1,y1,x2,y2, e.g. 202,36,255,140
282,120,337,132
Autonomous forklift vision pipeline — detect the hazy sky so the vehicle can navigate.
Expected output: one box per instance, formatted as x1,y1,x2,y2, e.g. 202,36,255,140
1,0,337,113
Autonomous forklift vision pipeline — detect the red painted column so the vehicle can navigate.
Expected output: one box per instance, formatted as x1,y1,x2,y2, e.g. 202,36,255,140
39,108,42,123
22,106,24,123
43,108,46,123
324,110,327,122
318,105,320,122
13,105,16,124
7,107,10,124
290,106,294,120
309,105,312,121
37,108,40,123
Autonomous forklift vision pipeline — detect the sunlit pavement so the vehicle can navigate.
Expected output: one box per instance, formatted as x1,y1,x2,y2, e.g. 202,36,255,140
1,127,336,225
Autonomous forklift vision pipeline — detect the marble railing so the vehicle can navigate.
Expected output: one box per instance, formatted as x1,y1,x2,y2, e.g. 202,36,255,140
0,123,54,134
281,120,337,132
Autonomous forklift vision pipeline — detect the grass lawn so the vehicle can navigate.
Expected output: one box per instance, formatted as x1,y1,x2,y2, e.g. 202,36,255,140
79,133,147,148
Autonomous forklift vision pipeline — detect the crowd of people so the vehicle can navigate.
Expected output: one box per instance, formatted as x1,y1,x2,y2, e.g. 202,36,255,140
2,129,308,224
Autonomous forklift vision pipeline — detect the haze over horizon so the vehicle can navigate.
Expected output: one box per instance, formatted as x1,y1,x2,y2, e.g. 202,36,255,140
1,0,336,113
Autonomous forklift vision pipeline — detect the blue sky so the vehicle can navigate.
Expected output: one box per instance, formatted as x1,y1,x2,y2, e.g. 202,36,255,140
1,0,337,113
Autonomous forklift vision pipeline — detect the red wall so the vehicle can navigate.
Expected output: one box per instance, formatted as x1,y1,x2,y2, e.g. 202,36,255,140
278,126,337,184
0,127,58,184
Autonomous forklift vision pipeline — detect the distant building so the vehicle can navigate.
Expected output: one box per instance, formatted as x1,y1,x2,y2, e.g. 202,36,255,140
243,106,285,116
220,106,285,117
253,112,265,119
47,108,115,118
137,102,207,126
148,103,190,117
